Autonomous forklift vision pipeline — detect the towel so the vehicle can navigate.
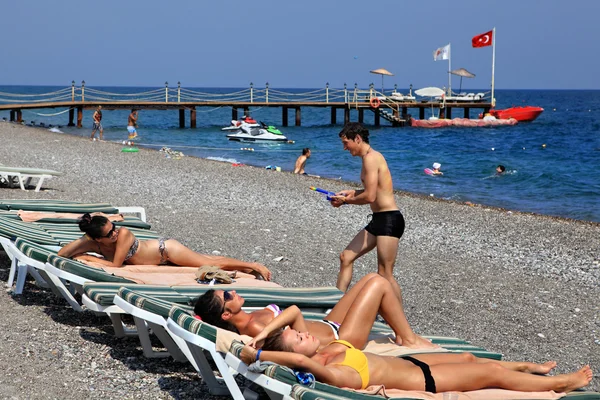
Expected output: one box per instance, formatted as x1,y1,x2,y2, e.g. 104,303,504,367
17,210,124,223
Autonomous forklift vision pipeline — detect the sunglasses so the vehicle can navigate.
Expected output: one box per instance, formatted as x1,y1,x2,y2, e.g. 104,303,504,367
221,290,233,314
101,222,117,239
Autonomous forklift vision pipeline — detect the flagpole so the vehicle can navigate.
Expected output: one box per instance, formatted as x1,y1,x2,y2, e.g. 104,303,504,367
491,27,496,107
448,43,452,96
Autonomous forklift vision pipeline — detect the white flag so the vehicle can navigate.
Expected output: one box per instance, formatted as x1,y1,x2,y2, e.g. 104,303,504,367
433,44,450,61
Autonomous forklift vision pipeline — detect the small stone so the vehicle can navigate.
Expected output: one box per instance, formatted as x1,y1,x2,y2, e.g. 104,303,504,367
574,308,581,312
537,333,545,338
211,250,221,255
272,256,284,262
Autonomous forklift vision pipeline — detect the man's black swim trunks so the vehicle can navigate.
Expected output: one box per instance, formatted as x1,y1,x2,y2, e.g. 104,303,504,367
364,210,405,238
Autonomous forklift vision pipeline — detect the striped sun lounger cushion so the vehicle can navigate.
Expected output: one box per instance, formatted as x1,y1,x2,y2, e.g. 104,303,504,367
84,283,192,306
169,305,218,344
0,217,59,245
15,238,58,263
0,200,119,214
0,211,150,230
118,287,194,315
47,254,135,284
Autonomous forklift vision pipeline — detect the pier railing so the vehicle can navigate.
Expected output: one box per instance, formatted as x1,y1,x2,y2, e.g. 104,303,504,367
0,82,375,105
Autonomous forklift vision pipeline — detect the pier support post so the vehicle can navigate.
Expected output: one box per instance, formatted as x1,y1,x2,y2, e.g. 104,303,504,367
77,106,83,128
232,108,238,121
16,110,22,123
419,107,425,120
282,107,288,127
331,107,337,125
464,108,470,118
374,110,380,126
9,110,15,122
190,107,196,128
179,109,185,128
68,108,75,126
358,109,364,123
295,107,301,126
344,107,350,124
439,107,445,119
446,107,452,119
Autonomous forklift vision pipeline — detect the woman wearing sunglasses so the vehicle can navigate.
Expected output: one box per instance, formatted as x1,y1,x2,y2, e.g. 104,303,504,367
194,273,435,349
57,213,272,280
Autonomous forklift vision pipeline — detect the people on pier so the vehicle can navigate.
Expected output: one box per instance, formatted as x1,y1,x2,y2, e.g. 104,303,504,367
91,105,103,141
329,123,405,302
127,109,138,140
294,148,311,174
57,213,272,280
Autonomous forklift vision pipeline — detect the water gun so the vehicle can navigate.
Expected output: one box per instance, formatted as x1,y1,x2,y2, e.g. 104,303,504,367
310,187,336,201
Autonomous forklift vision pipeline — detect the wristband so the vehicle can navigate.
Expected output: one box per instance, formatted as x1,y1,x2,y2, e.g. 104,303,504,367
255,349,262,362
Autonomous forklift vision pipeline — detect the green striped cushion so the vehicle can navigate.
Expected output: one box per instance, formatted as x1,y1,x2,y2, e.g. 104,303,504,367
83,283,191,306
175,286,344,309
0,217,59,245
0,167,63,176
118,287,194,316
169,305,218,344
15,238,58,263
0,200,118,214
47,254,135,283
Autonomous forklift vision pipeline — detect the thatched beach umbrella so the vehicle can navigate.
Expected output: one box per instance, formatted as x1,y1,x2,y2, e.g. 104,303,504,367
370,68,394,94
450,68,475,93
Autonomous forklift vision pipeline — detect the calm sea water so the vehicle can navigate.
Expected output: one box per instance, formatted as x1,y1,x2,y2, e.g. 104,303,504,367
2,86,599,222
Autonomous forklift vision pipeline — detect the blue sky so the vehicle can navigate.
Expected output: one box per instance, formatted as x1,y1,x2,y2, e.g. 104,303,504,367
2,1,597,89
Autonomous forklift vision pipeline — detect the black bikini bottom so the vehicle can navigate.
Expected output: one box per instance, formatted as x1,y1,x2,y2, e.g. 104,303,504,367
400,356,437,393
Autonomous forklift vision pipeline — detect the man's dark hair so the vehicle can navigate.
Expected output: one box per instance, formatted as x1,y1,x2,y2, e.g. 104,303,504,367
339,122,369,143
302,148,310,155
497,164,506,172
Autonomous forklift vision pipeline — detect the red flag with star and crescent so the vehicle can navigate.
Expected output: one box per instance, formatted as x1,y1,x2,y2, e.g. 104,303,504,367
472,30,493,48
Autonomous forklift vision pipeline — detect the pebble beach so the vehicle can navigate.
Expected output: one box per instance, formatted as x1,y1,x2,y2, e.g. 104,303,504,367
0,122,598,398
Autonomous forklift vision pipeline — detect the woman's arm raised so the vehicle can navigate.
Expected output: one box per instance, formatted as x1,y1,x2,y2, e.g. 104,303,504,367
247,305,308,348
57,236,98,259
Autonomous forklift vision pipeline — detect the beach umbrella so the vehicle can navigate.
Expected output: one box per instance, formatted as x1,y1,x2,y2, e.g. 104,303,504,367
414,87,445,97
370,68,394,94
450,68,476,93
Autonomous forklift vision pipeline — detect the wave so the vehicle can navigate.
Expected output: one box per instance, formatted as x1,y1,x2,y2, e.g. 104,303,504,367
206,156,238,164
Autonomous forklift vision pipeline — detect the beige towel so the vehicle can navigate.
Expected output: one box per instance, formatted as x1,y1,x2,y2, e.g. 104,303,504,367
17,210,124,222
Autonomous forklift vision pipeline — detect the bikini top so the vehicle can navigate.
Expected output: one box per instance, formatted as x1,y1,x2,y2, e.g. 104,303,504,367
264,304,282,317
328,339,369,389
124,235,139,261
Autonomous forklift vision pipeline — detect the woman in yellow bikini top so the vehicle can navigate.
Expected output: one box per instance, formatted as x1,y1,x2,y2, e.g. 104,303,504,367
328,339,370,389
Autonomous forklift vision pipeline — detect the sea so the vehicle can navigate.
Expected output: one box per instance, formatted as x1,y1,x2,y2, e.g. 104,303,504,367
1,86,599,223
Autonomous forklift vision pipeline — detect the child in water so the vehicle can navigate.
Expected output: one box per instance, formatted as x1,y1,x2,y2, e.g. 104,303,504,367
432,162,443,175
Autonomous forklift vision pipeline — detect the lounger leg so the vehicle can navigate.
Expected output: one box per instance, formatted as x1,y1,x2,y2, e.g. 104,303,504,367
34,177,45,192
187,345,234,397
36,270,64,298
27,266,50,289
6,256,18,288
44,275,84,312
133,317,171,359
17,176,25,191
146,321,188,362
108,313,137,337
14,262,29,294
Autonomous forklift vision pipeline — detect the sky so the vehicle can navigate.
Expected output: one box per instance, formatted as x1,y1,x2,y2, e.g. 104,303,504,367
1,0,598,90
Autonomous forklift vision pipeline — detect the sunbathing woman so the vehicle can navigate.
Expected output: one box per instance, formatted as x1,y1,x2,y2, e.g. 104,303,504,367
57,213,272,280
241,325,592,393
195,273,436,349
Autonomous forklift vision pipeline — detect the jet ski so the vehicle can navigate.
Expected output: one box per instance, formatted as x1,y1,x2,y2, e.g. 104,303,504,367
221,116,260,131
226,122,287,142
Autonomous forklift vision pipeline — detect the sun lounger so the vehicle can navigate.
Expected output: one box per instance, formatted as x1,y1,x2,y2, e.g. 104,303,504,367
0,199,120,214
0,210,151,229
0,166,62,192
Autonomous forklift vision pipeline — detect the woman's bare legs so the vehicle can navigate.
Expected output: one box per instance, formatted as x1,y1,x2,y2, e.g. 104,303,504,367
430,363,592,393
411,352,557,374
330,274,437,349
162,240,271,280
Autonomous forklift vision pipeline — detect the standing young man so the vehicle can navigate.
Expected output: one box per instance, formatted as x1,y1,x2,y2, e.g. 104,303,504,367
330,122,405,301
293,148,311,174
90,105,103,140
127,109,138,140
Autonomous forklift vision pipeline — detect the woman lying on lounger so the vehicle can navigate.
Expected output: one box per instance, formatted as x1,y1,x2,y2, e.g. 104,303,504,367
195,273,436,349
57,213,272,280
241,325,592,393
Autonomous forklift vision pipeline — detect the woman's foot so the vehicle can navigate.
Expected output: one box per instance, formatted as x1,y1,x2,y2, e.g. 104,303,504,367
396,334,440,349
559,365,593,393
523,361,557,375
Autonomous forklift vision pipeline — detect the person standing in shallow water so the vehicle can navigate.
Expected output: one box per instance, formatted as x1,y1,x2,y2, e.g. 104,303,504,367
329,122,405,302
127,109,138,140
294,148,311,174
90,105,103,140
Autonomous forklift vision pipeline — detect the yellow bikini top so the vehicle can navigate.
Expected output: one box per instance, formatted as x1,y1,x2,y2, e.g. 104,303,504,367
329,339,370,389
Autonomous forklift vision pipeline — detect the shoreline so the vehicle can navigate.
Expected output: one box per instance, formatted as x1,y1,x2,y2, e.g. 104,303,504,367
20,121,600,227
0,122,598,397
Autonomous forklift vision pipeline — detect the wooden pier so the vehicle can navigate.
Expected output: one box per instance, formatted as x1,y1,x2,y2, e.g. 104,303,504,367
0,83,493,128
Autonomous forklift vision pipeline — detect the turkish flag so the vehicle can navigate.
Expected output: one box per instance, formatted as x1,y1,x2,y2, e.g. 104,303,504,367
472,30,493,48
